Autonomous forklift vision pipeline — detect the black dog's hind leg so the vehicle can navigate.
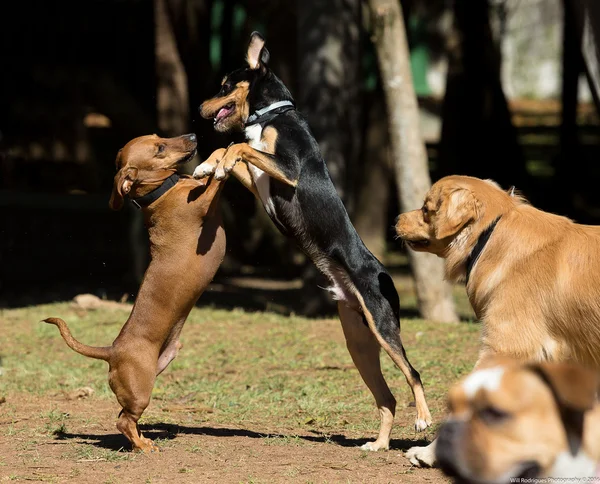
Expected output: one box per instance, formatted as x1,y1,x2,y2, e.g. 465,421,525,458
338,303,397,451
353,277,432,435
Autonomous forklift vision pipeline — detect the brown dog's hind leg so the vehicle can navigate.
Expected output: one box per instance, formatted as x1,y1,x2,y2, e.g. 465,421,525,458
116,409,158,454
109,359,158,453
156,340,183,376
338,303,396,451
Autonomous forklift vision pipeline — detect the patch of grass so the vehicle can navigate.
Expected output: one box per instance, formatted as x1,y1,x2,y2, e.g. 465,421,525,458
1,296,480,445
73,445,133,462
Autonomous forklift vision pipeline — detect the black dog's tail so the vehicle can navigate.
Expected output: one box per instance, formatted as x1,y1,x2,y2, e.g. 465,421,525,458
43,317,112,361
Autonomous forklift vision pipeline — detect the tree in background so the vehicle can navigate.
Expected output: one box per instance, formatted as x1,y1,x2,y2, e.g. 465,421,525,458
437,0,525,190
367,0,458,322
297,0,362,213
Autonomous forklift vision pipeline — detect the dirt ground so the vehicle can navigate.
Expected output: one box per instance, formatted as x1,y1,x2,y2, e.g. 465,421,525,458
0,302,479,483
0,395,446,483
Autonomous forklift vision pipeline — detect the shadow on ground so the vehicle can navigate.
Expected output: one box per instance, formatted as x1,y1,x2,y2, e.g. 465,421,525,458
54,423,431,453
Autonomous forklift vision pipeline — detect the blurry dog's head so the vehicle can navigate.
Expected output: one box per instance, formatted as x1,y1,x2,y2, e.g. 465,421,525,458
109,133,197,210
437,359,600,482
198,31,293,133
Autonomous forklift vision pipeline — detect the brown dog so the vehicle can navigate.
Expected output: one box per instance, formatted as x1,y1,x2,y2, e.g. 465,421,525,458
437,358,600,481
395,175,600,466
44,134,227,453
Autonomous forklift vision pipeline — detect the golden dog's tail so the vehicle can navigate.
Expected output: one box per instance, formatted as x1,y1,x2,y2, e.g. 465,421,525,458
43,317,111,361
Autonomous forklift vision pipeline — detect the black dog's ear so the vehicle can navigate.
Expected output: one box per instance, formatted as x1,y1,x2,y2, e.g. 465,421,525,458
247,31,270,69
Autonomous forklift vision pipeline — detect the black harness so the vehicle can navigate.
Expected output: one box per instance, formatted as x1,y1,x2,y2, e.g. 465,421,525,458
465,217,501,284
245,100,295,128
130,173,180,210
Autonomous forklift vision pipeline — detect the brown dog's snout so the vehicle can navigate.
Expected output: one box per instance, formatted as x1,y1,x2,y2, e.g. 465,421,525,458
180,133,198,152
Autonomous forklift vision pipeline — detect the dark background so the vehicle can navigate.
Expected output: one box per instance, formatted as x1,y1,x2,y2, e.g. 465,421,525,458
1,0,599,313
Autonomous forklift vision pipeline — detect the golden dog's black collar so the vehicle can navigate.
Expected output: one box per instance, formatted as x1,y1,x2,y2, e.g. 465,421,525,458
465,216,501,284
130,173,180,210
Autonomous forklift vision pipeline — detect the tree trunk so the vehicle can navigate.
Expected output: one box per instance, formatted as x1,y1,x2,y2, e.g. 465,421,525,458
297,0,362,213
438,0,525,190
353,90,392,262
154,0,190,137
367,0,458,323
556,0,583,214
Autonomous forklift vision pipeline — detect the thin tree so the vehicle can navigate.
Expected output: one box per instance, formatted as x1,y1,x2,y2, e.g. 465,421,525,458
297,0,362,212
154,0,189,137
367,0,458,322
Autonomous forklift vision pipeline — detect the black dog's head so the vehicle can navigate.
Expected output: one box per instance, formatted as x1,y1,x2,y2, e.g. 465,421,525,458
199,31,293,133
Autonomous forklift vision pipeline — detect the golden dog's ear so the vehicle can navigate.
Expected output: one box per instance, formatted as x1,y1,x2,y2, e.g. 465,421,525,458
529,363,599,456
436,189,479,240
247,31,270,69
109,167,137,211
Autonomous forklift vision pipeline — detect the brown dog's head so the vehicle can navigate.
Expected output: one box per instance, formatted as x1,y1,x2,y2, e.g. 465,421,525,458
109,133,197,210
198,31,293,133
437,359,600,482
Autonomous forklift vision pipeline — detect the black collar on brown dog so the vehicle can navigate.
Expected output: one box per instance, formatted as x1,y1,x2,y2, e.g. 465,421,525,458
130,173,180,210
465,216,501,284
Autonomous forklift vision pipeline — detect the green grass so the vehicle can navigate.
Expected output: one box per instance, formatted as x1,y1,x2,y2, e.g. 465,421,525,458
0,293,480,442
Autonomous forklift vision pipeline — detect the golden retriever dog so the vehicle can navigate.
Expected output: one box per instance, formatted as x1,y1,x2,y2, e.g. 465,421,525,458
395,175,600,467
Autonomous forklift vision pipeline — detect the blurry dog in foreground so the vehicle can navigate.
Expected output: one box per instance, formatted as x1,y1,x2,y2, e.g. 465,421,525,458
396,175,600,466
437,358,600,481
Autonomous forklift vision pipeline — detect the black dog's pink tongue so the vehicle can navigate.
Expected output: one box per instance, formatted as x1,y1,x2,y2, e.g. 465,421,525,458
215,106,232,121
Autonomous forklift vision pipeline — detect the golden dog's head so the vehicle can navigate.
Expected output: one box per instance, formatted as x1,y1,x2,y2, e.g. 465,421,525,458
109,133,197,210
437,359,600,482
395,176,521,279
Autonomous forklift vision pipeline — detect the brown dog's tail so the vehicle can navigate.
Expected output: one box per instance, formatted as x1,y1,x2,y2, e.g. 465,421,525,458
43,317,111,361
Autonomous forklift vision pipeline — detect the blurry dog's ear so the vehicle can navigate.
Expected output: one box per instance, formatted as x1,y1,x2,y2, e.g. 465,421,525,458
247,31,270,69
109,167,137,211
529,363,599,456
436,189,479,240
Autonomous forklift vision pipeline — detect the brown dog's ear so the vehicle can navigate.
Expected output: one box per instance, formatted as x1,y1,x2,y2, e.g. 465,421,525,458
247,31,270,69
529,363,599,456
436,188,479,240
109,167,137,211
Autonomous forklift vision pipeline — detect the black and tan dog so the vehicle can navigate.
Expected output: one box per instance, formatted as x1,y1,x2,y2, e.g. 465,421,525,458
193,32,431,450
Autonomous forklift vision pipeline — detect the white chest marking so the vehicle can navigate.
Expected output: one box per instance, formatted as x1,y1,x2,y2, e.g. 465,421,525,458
244,124,277,219
462,367,504,398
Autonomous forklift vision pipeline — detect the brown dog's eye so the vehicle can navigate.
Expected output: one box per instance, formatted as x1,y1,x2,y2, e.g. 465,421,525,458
478,406,510,425
157,144,166,155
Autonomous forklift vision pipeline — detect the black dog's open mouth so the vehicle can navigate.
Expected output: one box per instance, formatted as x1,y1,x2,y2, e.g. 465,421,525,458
407,239,430,249
214,103,235,125
177,148,197,164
